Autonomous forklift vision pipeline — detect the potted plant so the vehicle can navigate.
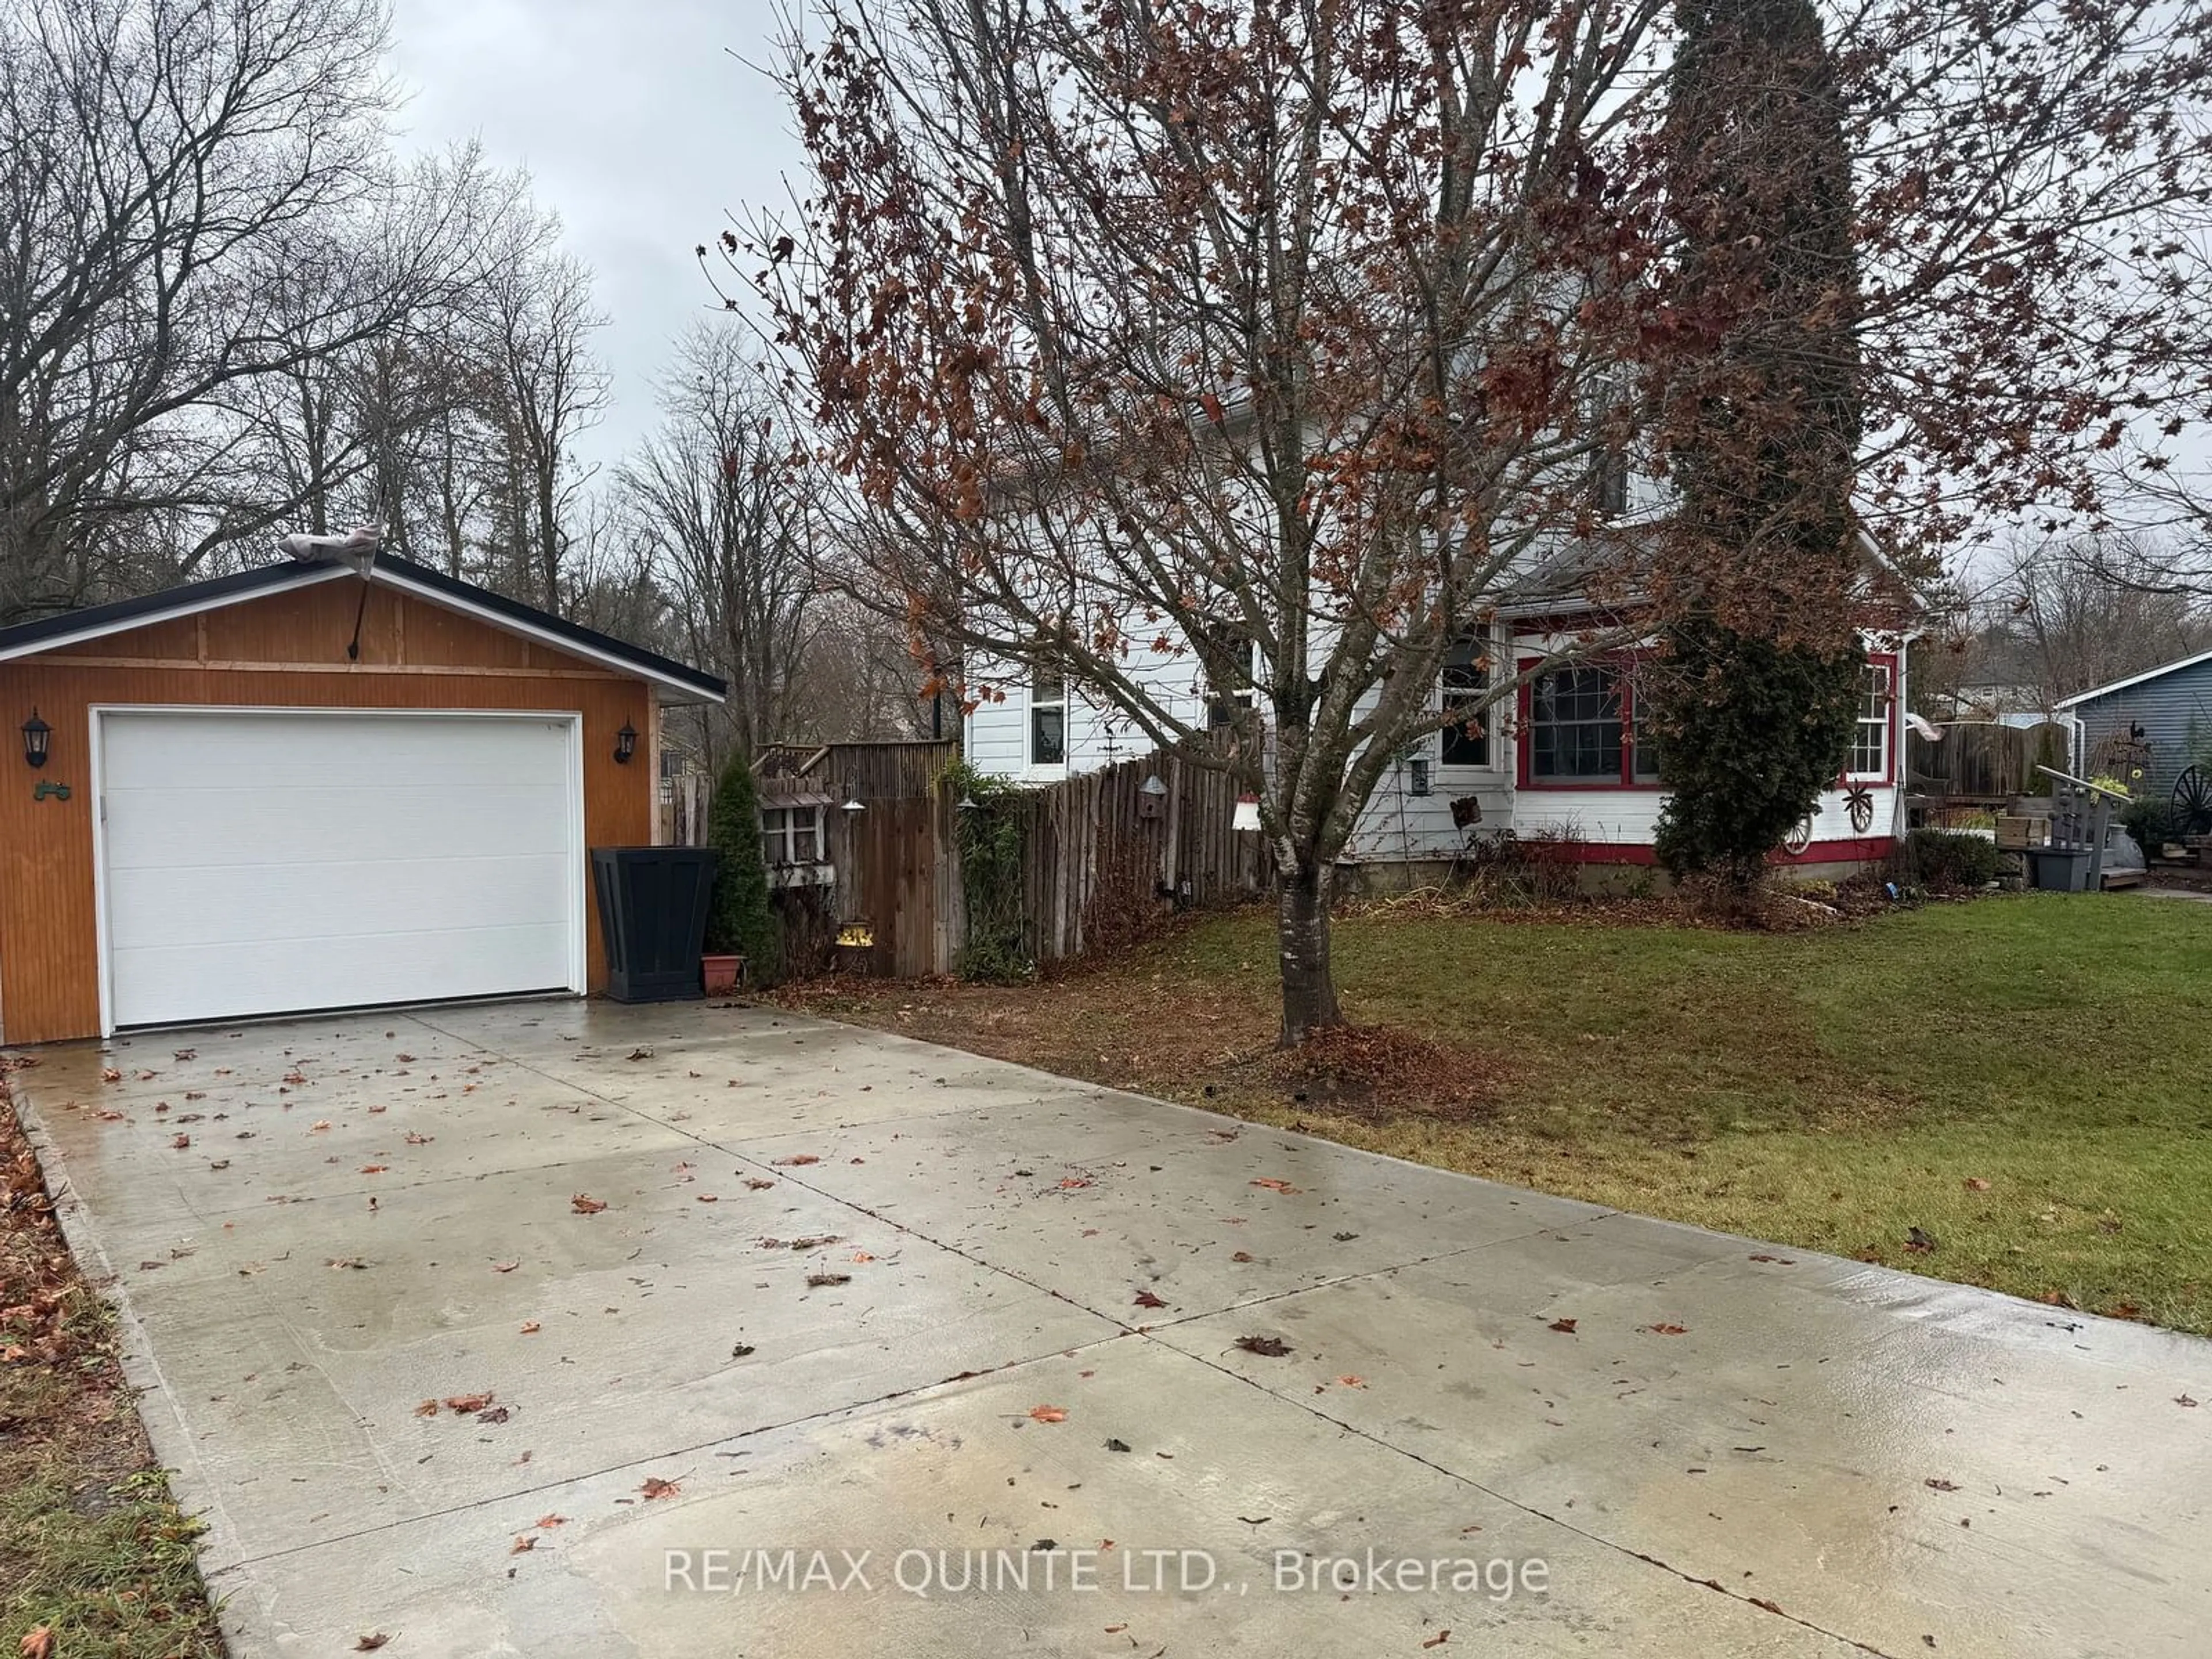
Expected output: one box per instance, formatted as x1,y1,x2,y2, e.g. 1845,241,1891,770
702,752,778,994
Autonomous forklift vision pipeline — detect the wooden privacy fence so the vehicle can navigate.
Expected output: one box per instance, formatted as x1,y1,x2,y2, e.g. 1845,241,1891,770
1908,721,2071,800
1002,751,1268,969
677,743,1264,979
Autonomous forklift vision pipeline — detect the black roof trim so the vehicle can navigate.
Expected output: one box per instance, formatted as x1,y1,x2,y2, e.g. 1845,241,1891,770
0,554,727,700
376,554,726,698
0,560,318,658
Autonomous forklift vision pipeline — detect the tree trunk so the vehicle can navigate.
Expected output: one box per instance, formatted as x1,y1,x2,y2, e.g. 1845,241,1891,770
1276,858,1343,1046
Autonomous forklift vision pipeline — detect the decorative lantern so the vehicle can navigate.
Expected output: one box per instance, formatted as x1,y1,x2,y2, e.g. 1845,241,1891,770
1232,793,1262,834
612,721,639,764
20,709,51,770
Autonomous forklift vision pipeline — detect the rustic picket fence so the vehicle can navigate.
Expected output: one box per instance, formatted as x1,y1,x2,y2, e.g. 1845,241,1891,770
1000,751,1268,969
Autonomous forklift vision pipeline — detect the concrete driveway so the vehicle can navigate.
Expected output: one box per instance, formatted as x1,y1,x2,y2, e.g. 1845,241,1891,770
13,999,2211,1657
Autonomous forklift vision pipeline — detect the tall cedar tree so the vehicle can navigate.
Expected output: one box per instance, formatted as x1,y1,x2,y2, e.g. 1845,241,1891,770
704,754,781,981
1647,0,1868,894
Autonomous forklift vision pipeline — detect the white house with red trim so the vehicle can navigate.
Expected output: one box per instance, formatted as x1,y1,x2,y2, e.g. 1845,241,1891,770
962,582,1911,881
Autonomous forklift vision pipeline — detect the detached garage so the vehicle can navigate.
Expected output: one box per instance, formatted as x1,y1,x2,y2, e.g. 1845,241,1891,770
0,554,724,1044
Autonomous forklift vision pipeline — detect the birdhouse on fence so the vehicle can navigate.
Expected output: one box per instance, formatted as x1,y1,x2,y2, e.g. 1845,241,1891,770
1138,773,1167,821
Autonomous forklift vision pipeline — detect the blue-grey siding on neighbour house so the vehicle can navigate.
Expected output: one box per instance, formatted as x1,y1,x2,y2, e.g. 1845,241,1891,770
2069,656,2212,798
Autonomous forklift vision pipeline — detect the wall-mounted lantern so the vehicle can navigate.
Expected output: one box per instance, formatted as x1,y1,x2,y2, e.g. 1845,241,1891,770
612,721,638,764
1137,772,1167,821
21,709,51,770
1408,756,1432,797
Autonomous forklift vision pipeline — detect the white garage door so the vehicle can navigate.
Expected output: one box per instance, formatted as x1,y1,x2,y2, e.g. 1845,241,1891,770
97,710,582,1031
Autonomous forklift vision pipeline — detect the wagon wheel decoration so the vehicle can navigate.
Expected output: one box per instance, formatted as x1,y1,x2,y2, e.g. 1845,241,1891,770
1844,783,1877,835
2173,766,2212,836
1781,813,1817,857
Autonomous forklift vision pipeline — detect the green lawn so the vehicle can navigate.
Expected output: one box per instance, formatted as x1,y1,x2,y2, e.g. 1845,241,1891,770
801,893,2212,1334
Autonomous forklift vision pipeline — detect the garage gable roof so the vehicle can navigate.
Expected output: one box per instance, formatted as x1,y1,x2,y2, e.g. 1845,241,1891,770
0,554,727,703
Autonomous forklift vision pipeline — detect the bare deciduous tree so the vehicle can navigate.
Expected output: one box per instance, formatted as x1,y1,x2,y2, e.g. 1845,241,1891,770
0,0,495,616
620,324,821,765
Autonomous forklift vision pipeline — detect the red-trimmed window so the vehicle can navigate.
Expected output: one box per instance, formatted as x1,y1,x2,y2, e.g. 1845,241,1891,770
1847,655,1897,783
1518,656,1663,788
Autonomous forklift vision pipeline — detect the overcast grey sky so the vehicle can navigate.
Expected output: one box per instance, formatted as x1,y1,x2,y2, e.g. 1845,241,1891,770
388,0,795,471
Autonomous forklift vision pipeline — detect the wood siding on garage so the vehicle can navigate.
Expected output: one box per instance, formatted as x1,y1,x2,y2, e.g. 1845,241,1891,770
0,578,654,1045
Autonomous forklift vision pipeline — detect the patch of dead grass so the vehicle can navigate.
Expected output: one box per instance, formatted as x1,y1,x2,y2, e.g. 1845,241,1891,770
1,1055,225,1658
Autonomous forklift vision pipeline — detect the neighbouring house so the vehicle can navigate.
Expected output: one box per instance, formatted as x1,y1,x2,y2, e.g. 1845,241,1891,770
964,548,1914,884
2056,649,2212,801
0,552,724,1045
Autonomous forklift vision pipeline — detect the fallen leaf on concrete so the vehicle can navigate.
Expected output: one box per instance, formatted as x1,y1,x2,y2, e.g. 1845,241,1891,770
536,1514,567,1528
173,1048,197,1061
1336,1375,1368,1388
1132,1289,1168,1309
1547,1318,1578,1334
1747,1254,1795,1264
1230,1251,1255,1263
626,1047,654,1061
520,1321,541,1335
359,1164,387,1175
100,1068,122,1083
395,1052,416,1063
570,1194,608,1214
695,1194,719,1203
2180,1395,2200,1408
1924,1478,1960,1491
1750,1597,1783,1615
309,1120,331,1132
353,1637,389,1653
1644,1323,1689,1336
744,1177,776,1190
326,1257,368,1270
1422,1633,1450,1650
510,1534,537,1554
1249,1178,1300,1194
1028,1404,1069,1422
171,1133,191,1149
491,1261,519,1274
367,1105,387,1115
772,1154,820,1167
403,1131,433,1145
805,1272,851,1287
1058,1176,1093,1190
443,1392,495,1414
640,1476,681,1499
477,1406,510,1425
1105,1438,1131,1452
730,1343,756,1358
414,1399,438,1417
1234,1335,1292,1358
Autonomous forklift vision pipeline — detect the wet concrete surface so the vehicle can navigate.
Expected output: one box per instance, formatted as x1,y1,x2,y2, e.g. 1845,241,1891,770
12,998,2210,1656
